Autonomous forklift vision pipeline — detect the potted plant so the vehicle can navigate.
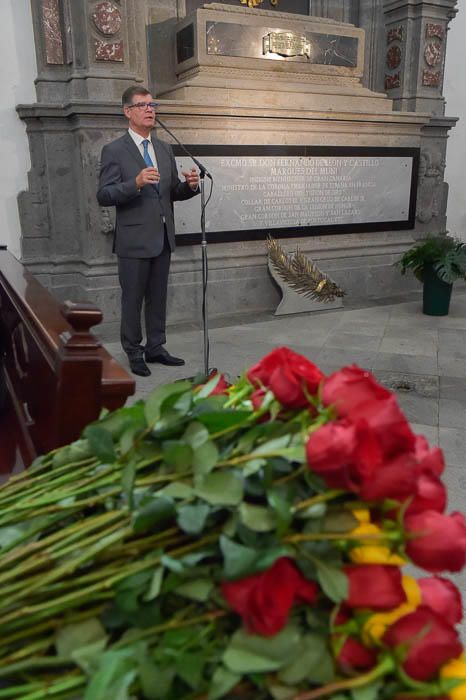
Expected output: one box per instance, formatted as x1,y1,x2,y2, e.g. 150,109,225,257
397,234,466,315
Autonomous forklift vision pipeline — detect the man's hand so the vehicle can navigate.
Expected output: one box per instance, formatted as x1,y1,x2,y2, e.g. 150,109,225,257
135,167,160,189
182,167,200,191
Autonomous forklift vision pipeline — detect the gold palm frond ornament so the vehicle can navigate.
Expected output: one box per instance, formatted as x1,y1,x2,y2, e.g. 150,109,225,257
240,0,278,7
266,236,346,303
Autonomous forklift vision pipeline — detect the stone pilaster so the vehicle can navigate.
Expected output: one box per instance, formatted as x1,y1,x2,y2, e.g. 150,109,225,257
30,0,147,102
382,0,458,116
311,1,359,24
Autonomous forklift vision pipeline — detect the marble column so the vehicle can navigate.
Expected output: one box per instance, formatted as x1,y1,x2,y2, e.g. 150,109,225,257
310,0,359,25
382,0,458,116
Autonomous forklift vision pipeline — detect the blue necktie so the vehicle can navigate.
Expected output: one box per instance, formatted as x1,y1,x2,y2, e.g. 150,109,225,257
142,139,158,192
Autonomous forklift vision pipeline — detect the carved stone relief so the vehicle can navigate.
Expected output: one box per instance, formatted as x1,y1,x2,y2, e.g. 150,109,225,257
422,21,445,89
90,0,124,62
386,45,401,69
416,149,446,223
387,25,403,44
92,1,122,36
384,72,400,90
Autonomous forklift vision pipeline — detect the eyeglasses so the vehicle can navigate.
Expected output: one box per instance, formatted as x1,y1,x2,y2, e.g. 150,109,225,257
127,102,158,110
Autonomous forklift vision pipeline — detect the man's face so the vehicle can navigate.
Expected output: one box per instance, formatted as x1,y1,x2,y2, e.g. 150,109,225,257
124,94,157,133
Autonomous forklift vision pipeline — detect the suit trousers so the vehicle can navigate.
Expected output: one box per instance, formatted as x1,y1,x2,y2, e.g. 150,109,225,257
117,234,171,359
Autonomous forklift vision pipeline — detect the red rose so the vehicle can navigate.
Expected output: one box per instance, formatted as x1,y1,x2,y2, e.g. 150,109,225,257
322,365,391,416
418,577,463,626
414,435,445,476
337,637,378,673
405,510,466,573
207,372,230,396
344,565,406,610
359,452,418,503
406,469,446,516
247,347,324,409
356,396,415,459
221,557,318,637
382,606,462,680
305,419,383,492
359,453,446,516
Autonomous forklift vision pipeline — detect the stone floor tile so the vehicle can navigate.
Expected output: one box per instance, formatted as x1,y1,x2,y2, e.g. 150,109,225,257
438,329,466,353
438,350,466,378
439,427,466,466
372,352,438,375
396,393,438,426
439,399,466,429
440,376,466,401
323,332,381,351
378,336,437,357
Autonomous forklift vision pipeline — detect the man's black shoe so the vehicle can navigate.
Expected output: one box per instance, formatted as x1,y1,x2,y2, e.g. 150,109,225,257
145,351,185,366
129,358,151,377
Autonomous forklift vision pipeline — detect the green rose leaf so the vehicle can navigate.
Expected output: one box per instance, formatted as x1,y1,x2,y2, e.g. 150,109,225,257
208,666,241,700
144,381,191,425
239,503,276,532
160,482,193,499
177,503,211,535
161,440,193,471
267,488,293,536
183,421,210,449
278,633,333,685
195,472,243,506
196,410,251,433
315,559,348,603
176,652,205,688
140,661,175,700
220,536,258,579
323,510,359,533
121,457,137,509
56,618,108,659
192,441,219,477
223,625,302,674
83,425,116,462
175,578,213,602
143,567,164,602
132,496,175,534
83,648,137,700
351,680,384,700
195,373,223,399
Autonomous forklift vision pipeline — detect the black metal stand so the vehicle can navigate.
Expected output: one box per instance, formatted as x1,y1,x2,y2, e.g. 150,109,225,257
155,117,213,378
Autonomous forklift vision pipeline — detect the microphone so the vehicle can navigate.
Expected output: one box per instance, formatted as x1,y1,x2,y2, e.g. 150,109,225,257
155,116,212,180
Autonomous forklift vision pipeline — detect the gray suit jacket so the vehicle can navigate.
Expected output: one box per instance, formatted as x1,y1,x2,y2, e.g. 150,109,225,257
97,132,198,258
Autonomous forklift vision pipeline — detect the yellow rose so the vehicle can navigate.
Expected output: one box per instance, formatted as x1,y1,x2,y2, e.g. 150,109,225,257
349,522,406,566
362,576,421,644
441,657,466,700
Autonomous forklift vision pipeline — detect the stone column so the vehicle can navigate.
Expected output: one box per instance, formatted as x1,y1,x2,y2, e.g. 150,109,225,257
311,1,359,24
358,0,386,93
382,0,458,116
29,0,147,102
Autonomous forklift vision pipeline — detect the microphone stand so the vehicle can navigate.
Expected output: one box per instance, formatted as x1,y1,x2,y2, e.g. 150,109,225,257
155,116,213,378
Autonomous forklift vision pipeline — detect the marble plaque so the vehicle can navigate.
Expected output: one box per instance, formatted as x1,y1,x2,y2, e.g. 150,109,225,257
173,149,418,242
204,21,358,66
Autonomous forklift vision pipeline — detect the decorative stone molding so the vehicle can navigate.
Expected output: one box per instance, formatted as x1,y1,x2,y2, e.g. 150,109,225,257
385,72,400,89
422,69,441,87
92,1,122,36
386,45,401,69
387,25,403,43
94,38,124,61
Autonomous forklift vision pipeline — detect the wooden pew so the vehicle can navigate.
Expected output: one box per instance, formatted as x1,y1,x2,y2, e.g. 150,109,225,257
0,249,135,475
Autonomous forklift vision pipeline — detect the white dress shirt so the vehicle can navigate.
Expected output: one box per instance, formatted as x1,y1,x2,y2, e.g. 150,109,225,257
128,128,159,170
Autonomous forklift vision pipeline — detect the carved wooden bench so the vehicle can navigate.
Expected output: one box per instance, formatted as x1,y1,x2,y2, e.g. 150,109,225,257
0,249,134,475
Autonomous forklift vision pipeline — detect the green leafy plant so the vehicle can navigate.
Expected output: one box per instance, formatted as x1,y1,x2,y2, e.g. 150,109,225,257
397,235,466,283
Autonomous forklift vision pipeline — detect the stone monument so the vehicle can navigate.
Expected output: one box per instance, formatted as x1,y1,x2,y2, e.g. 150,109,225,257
16,0,458,334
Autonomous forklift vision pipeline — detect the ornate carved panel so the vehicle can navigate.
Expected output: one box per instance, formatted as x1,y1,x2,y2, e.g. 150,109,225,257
384,73,400,90
92,1,122,36
387,25,403,44
424,41,442,67
422,69,441,87
386,45,401,69
425,23,445,40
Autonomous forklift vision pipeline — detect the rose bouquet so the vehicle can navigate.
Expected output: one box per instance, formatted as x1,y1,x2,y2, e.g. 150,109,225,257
0,346,466,700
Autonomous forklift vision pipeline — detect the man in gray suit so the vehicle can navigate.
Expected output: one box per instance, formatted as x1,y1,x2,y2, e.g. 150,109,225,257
97,86,199,376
